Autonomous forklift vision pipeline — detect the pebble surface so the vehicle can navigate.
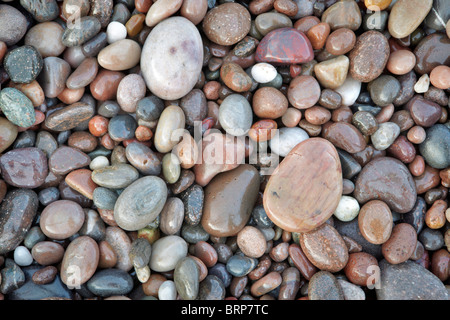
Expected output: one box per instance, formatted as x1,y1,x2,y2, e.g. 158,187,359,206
0,0,448,303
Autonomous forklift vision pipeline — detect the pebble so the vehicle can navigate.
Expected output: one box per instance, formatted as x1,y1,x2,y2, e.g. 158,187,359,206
198,275,226,300
106,21,127,44
174,257,199,300
0,88,36,128
38,57,72,98
98,240,117,269
322,122,367,154
97,39,141,71
334,74,362,107
32,266,58,285
334,196,360,222
414,33,450,76
24,22,66,58
419,124,450,169
79,209,106,242
125,142,161,176
180,89,207,126
0,259,25,295
220,62,253,93
237,226,267,258
405,95,442,128
149,235,188,272
308,271,344,300
314,55,349,89
251,63,277,83
87,268,133,297
39,200,85,240
388,0,433,39
49,146,91,176
116,74,146,113
382,223,417,264
371,122,401,151
218,94,253,136
13,246,33,267
386,50,416,75
253,87,288,119
141,17,203,100
0,5,28,46
91,164,139,189
105,226,132,271
325,28,356,56
62,16,102,47
338,279,366,300
264,138,342,233
358,200,393,245
31,241,65,266
226,255,258,277
0,117,18,153
90,70,124,101
287,75,321,109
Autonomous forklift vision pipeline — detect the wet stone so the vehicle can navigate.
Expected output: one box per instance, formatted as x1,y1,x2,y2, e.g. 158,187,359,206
4,45,43,84
419,124,450,169
87,268,133,297
0,259,25,295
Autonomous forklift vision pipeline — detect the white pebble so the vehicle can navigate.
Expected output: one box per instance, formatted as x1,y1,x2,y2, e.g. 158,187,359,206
106,21,127,44
414,74,430,93
14,246,33,267
158,280,177,300
334,74,362,107
334,196,360,222
269,127,309,157
251,63,278,83
89,156,110,171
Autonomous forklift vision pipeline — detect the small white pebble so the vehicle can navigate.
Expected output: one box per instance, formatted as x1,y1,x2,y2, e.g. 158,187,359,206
251,62,278,84
106,21,127,44
14,246,33,267
414,74,430,93
334,196,360,222
90,155,110,171
158,280,177,300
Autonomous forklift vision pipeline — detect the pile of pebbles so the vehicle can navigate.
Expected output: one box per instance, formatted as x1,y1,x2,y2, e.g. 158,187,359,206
0,0,449,300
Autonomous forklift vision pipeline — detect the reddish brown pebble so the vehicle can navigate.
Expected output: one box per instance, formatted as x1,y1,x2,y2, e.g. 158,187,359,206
194,241,218,267
429,65,450,90
142,274,167,297
269,242,289,262
250,271,282,297
68,131,98,153
88,115,109,137
381,223,417,265
287,75,321,110
344,252,379,287
386,50,416,75
252,87,288,119
414,165,441,194
358,200,393,245
31,241,65,266
306,22,330,50
65,168,97,200
425,200,447,230
89,70,125,101
135,125,153,142
325,28,356,56
409,155,426,177
190,255,208,281
248,119,277,142
407,126,426,144
294,16,320,33
304,106,331,126
431,249,450,282
32,266,58,285
274,0,298,17
39,200,85,240
281,107,301,127
98,240,117,269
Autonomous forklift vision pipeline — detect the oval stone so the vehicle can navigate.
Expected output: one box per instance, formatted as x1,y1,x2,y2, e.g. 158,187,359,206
354,157,417,213
419,124,450,169
381,223,417,265
388,0,433,39
154,105,186,153
39,200,85,240
97,39,141,71
0,88,36,128
149,235,188,272
60,236,99,286
114,176,168,231
358,200,393,245
86,268,133,297
91,164,139,189
202,164,260,237
45,102,95,131
141,17,203,100
263,138,342,233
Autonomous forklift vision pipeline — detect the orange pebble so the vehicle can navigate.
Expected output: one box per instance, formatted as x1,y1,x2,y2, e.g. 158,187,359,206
88,115,109,137
248,119,278,142
135,125,153,142
306,22,330,50
430,65,450,90
364,0,392,10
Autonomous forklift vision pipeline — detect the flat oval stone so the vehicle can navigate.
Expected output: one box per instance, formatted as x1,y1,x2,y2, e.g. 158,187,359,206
45,102,95,131
382,223,417,265
49,146,91,176
174,256,200,300
218,94,253,136
108,114,137,142
105,226,132,271
0,88,36,128
97,39,141,71
149,235,188,272
125,142,161,176
371,122,401,151
358,200,393,245
62,16,101,47
154,105,185,153
87,268,133,297
287,75,321,109
388,0,433,39
91,164,139,189
354,157,417,213
160,197,184,235
322,122,367,154
66,57,98,90
141,17,203,100
419,124,450,169
264,138,342,233
114,176,167,231
299,223,349,273
24,21,66,58
0,4,28,46
255,27,314,65
0,189,38,255
349,31,389,83
0,147,47,189
31,241,65,265
4,45,43,84
60,236,99,287
308,271,344,300
39,200,85,240
202,164,260,237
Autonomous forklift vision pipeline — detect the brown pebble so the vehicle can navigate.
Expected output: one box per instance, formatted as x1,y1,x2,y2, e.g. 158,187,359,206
344,252,379,286
32,266,58,285
381,223,417,265
98,240,117,269
237,226,267,258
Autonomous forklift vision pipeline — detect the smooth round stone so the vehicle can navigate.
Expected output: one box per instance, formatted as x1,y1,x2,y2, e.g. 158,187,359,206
255,12,293,36
180,0,208,25
287,75,320,109
352,111,378,136
32,266,58,285
253,87,288,119
141,17,203,100
154,105,185,153
220,62,253,92
180,89,207,126
107,114,137,142
308,271,344,300
174,257,199,300
38,57,72,98
62,16,101,47
93,187,117,211
31,241,64,266
414,33,450,75
125,142,161,176
202,165,259,237
157,280,176,300
0,5,28,46
90,70,124,101
334,196,360,222
269,127,309,157
0,117,18,153
97,39,141,71
202,3,250,46
0,88,35,128
349,31,389,83
388,0,433,39
226,255,258,277
382,223,417,265
419,124,450,169
321,0,361,31
24,226,45,250
60,236,99,287
371,122,401,151
334,74,361,107
66,57,98,90
299,223,349,273
49,146,90,176
338,279,366,300
376,259,448,300
198,275,226,300
406,95,443,128
20,0,59,22
91,164,139,189
0,147,47,189
181,223,209,244
237,226,267,259
106,21,127,44
159,197,184,235
419,227,444,251
325,28,356,56
4,45,42,84
368,75,401,107
354,157,416,213
251,63,277,84
24,22,65,58
344,251,379,286
10,80,45,108
87,268,133,297
386,50,416,75
65,169,97,200
255,27,314,65
114,176,167,231
430,66,450,90
0,189,39,255
425,0,450,31
68,131,98,153
358,200,393,245
149,235,188,272
39,200,85,240
89,156,109,171
45,102,95,131
136,96,164,122
387,135,416,163
314,55,349,89
218,94,253,136
264,138,342,233
322,122,367,154
14,246,33,267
